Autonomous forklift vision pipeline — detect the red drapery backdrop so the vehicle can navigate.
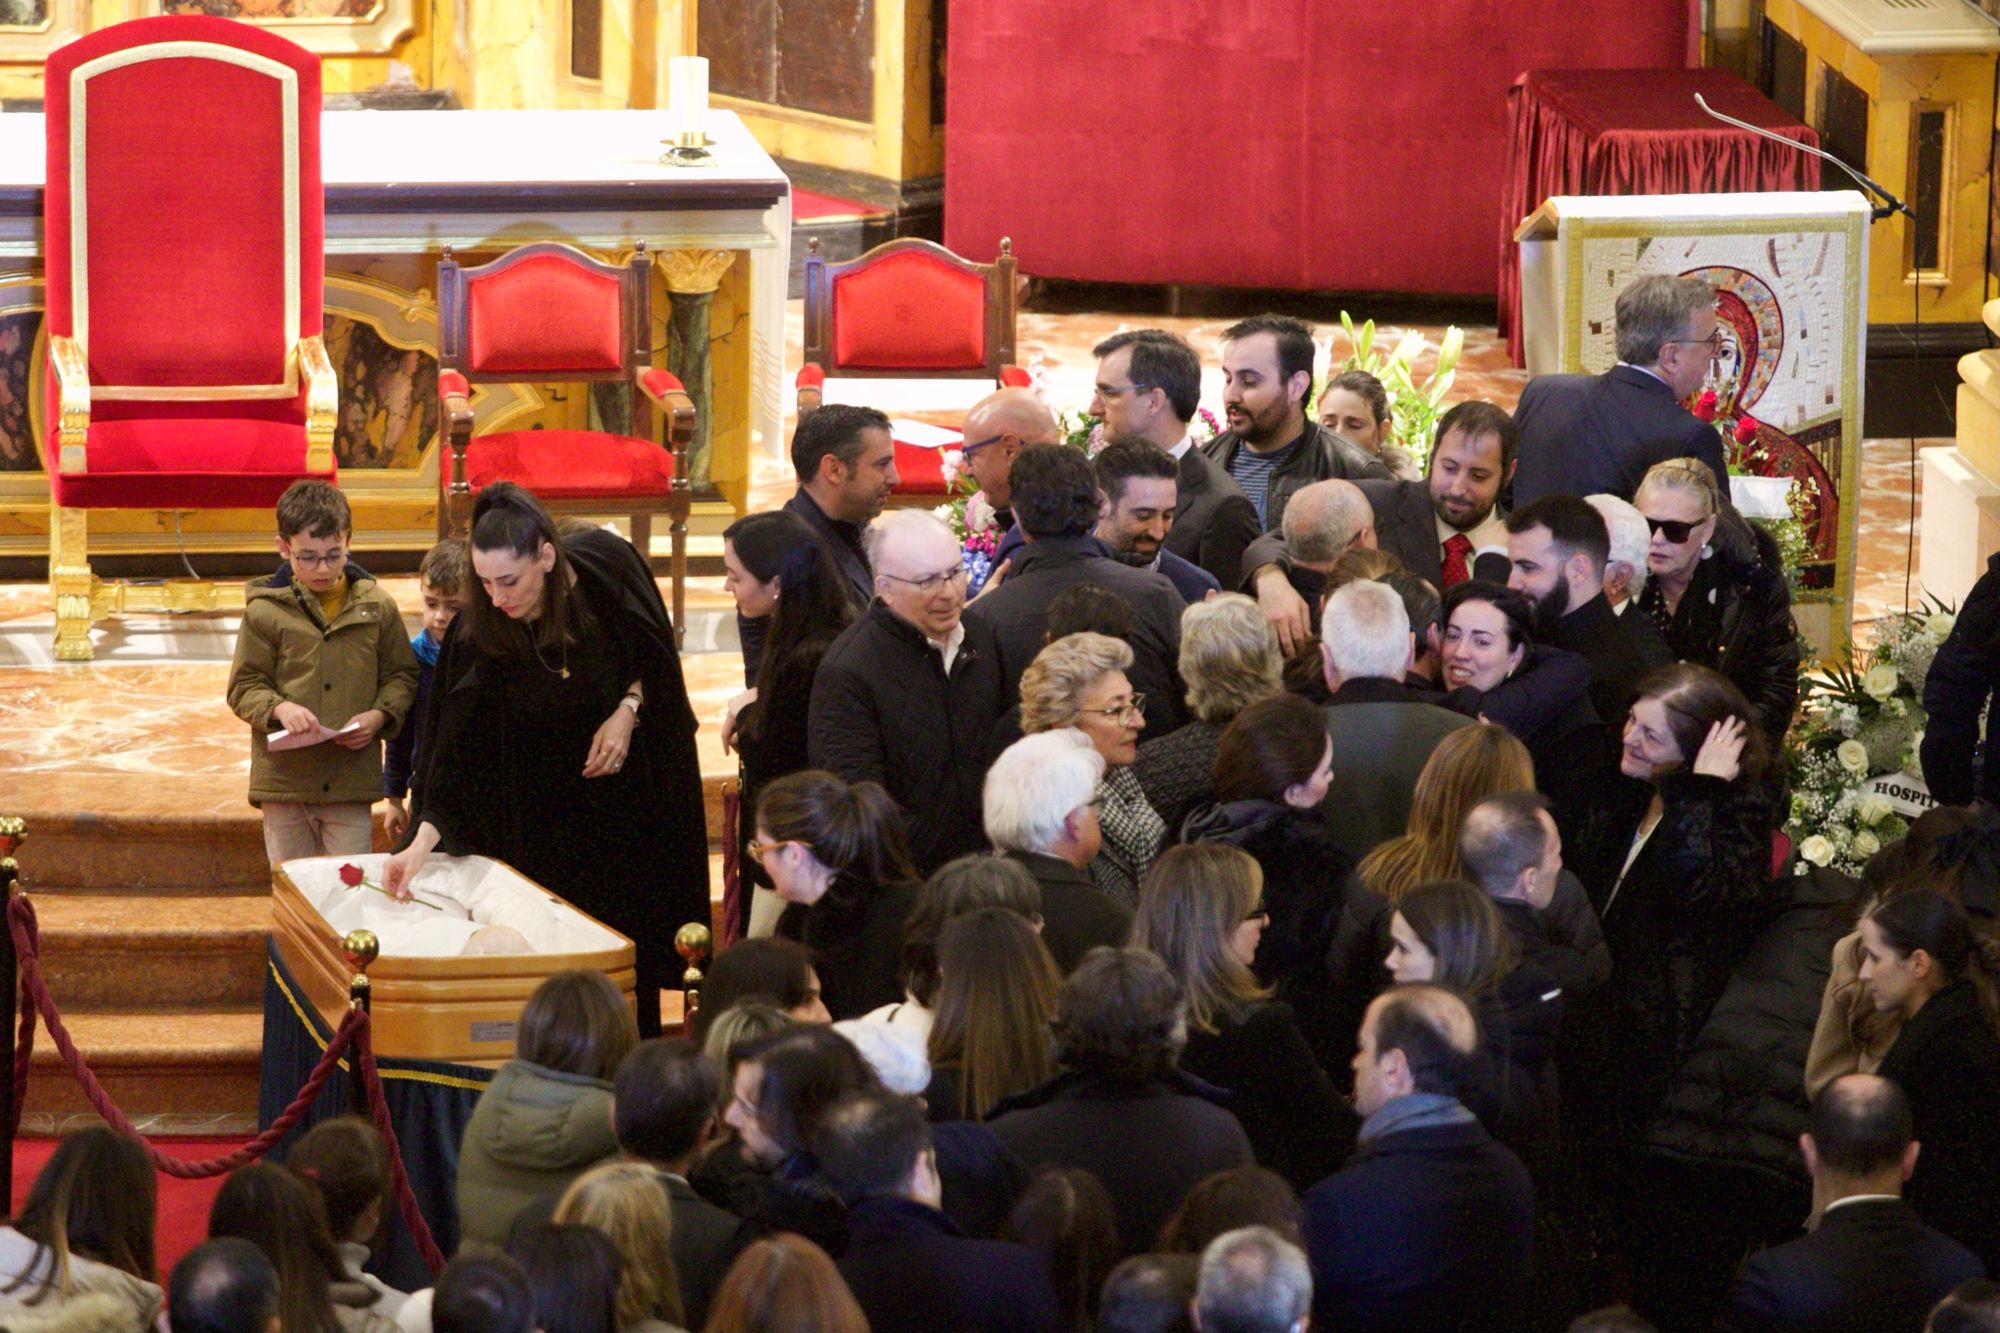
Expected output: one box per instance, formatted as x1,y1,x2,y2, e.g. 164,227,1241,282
1498,67,1819,364
944,0,1687,296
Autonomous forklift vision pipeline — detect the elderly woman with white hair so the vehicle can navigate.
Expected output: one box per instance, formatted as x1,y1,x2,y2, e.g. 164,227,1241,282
1019,632,1167,911
985,727,1134,973
1132,594,1286,830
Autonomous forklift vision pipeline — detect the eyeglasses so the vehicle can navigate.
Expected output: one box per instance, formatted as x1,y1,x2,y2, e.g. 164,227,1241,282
1243,904,1270,924
1644,516,1700,544
1078,692,1146,723
290,548,347,570
881,565,970,594
747,838,803,859
960,433,1016,458
1665,329,1726,358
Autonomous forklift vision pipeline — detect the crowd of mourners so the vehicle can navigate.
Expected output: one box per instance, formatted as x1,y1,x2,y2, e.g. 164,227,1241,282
12,276,2000,1333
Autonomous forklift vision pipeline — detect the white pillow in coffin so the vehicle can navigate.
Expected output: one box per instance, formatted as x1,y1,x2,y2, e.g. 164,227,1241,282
281,854,625,958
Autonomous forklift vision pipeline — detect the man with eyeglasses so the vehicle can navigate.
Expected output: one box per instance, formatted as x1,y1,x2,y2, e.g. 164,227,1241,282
809,509,1005,874
1090,329,1259,589
969,388,1063,577
963,443,1187,742
1511,273,1730,508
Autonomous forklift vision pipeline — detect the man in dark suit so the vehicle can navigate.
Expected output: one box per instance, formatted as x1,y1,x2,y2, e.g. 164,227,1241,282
810,509,1006,873
964,444,1186,740
1204,314,1390,533
1302,984,1534,1332
739,404,897,679
816,1089,1063,1333
1242,402,1513,655
1512,274,1730,507
1092,329,1260,590
1719,1074,1985,1332
1317,578,1472,861
1093,437,1220,604
1921,549,2000,806
984,730,1133,974
1505,494,1673,730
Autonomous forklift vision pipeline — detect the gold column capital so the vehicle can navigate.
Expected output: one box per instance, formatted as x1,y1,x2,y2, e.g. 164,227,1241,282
658,248,736,296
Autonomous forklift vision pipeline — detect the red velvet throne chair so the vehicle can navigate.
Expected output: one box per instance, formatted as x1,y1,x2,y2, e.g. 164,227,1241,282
794,236,1027,499
434,242,695,640
44,16,336,662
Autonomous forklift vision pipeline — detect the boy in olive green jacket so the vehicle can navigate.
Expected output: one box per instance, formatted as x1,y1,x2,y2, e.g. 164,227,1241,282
226,480,420,865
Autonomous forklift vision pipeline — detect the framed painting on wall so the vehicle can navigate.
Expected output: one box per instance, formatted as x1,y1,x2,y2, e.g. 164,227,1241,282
151,0,415,56
0,0,83,64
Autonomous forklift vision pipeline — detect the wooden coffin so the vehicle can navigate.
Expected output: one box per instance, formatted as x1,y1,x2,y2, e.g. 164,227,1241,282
273,853,635,1067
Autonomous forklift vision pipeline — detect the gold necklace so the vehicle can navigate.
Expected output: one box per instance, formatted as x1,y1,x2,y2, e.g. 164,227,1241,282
526,623,570,679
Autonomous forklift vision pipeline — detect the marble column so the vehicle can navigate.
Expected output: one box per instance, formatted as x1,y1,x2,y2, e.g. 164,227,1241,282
659,248,737,493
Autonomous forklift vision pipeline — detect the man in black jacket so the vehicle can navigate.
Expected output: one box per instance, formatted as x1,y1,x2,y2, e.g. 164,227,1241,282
816,1090,1063,1333
1204,314,1390,533
964,443,1186,740
1922,549,2000,806
1512,274,1729,507
1302,985,1534,1332
1505,494,1673,729
984,730,1133,974
741,403,897,678
1719,1074,1984,1331
1091,328,1260,589
1460,790,1609,1001
809,509,1005,873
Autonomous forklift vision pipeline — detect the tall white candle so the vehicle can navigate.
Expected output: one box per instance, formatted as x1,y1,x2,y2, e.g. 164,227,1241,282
670,56,708,143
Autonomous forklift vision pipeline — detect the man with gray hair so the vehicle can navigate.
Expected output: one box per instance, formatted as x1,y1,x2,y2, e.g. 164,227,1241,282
1317,580,1471,860
1585,493,1652,611
1194,1226,1313,1333
985,729,1131,972
810,508,1005,873
1511,273,1729,507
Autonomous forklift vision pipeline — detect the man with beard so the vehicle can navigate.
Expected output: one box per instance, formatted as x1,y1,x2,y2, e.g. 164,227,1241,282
1205,314,1390,533
1241,403,1512,655
1504,494,1672,731
1090,329,1259,589
1092,437,1219,604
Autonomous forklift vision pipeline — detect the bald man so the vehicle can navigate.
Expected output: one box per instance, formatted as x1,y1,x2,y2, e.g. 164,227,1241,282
1302,985,1534,1331
808,509,1006,875
964,387,1063,574
1233,479,1376,652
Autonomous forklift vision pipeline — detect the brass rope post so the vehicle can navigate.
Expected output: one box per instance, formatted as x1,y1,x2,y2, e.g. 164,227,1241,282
342,929,378,1116
675,922,711,1028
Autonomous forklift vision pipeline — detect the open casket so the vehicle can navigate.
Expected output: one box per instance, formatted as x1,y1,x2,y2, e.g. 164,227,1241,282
273,853,634,1066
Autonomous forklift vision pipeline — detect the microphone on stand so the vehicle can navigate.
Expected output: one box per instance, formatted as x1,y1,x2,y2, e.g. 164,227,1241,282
1693,92,1914,222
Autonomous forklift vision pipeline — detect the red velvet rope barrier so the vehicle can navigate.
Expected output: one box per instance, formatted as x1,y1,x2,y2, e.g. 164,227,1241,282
720,782,742,951
4,895,446,1274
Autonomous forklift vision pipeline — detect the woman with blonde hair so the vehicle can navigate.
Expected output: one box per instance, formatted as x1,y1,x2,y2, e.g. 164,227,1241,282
1632,456,1800,743
701,1235,866,1333
1132,595,1283,829
1020,632,1164,907
1356,723,1536,904
1130,844,1354,1189
553,1163,685,1332
925,907,1063,1121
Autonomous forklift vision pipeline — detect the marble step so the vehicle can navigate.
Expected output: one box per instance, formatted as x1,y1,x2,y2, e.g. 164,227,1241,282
26,893,271,1009
19,1008,262,1125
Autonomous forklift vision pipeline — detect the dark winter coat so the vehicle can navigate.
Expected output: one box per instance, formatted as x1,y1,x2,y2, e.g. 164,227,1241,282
1921,548,2000,805
1719,1196,1985,1333
774,878,919,1020
1876,981,2000,1268
1132,719,1229,831
1001,850,1132,975
837,1196,1064,1333
1179,999,1357,1191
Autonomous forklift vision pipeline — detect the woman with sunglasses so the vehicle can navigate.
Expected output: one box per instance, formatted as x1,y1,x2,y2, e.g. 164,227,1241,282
1632,457,1801,745
1129,843,1355,1191
753,770,923,1020
1020,632,1166,908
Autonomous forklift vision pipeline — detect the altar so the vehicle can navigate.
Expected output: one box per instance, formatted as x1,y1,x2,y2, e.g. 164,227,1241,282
0,107,789,562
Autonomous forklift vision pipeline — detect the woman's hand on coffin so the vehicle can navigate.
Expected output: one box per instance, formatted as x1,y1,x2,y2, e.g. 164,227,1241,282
335,709,387,749
582,703,638,778
381,795,408,841
721,688,757,754
382,823,437,901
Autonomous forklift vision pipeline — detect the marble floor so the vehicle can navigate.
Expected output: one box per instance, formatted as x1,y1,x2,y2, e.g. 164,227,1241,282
0,304,1938,819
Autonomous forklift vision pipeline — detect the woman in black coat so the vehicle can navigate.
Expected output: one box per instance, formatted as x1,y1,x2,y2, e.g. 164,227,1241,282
388,484,707,1037
722,511,857,942
1131,843,1356,1191
1633,457,1801,747
753,771,921,1021
1567,663,1779,1150
1862,888,2000,1268
1180,693,1353,1067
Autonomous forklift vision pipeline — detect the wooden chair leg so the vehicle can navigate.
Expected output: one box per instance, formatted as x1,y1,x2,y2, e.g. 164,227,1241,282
631,512,656,574
670,510,687,651
49,505,94,662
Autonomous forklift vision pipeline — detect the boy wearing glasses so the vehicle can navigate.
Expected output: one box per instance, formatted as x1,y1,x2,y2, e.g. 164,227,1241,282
226,479,419,864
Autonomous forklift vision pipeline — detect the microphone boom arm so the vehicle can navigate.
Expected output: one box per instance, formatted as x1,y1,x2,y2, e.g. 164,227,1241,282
1693,92,1913,222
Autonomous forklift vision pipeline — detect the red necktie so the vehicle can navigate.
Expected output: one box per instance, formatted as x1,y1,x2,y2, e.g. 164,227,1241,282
1441,532,1473,588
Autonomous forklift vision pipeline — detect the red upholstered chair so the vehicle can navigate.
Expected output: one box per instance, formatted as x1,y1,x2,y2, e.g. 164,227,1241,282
434,241,694,639
795,236,1028,499
43,16,336,661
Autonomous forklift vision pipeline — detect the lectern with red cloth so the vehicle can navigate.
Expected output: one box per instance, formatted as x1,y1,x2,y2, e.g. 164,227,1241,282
43,16,337,661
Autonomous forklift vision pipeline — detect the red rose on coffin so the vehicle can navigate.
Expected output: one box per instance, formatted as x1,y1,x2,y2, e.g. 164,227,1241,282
336,860,445,911
338,862,364,887
1691,390,1719,422
1734,415,1761,446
